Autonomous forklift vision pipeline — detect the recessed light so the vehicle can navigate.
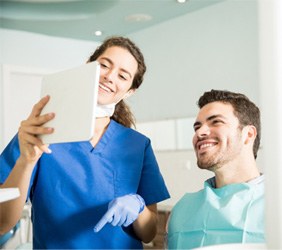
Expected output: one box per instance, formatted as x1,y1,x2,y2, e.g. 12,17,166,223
177,0,187,3
125,14,152,22
95,30,102,36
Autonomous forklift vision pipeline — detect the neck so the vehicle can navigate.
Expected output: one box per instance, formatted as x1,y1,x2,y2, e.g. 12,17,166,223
214,157,260,188
95,117,111,131
90,117,110,147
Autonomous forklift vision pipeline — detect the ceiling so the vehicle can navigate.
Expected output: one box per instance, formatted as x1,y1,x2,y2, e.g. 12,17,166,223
0,0,223,42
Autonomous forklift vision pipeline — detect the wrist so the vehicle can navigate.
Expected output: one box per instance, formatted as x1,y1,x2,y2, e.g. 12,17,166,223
17,155,37,170
133,194,145,213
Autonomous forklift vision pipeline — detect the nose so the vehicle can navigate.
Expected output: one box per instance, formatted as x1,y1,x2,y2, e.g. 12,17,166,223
195,124,210,139
103,69,114,83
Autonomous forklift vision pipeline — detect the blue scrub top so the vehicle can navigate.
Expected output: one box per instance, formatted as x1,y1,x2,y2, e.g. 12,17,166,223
0,120,170,249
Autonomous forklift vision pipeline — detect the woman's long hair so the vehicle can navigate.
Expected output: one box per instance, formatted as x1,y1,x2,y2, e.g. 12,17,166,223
88,36,146,128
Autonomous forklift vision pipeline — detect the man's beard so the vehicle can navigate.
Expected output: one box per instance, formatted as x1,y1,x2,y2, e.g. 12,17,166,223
196,150,226,171
197,148,239,172
196,129,243,172
197,159,221,172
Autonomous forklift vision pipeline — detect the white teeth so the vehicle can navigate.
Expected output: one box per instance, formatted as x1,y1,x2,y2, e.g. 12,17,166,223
99,84,111,92
200,143,214,150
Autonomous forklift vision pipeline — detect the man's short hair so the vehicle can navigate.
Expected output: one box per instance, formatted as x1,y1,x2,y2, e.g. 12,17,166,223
197,89,261,159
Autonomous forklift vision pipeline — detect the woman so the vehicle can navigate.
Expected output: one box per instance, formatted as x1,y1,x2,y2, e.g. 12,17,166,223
0,36,170,249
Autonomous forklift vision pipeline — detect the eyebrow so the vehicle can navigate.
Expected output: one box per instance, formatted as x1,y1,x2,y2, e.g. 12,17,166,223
193,114,226,128
100,57,133,79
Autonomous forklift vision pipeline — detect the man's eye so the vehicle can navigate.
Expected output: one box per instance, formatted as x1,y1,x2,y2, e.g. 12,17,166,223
194,126,200,131
212,120,222,125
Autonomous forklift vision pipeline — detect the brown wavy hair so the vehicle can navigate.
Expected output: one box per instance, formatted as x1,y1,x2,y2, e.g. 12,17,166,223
197,89,261,159
88,36,146,128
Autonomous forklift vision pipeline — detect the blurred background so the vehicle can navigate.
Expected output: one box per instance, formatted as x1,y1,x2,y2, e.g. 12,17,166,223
0,0,281,249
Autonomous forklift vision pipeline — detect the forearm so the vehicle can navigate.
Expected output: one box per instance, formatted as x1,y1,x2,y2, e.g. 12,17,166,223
0,157,35,235
133,204,158,243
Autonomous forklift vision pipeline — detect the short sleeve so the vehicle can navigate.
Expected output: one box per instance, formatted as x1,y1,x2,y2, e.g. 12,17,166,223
0,134,37,200
0,135,21,184
137,139,170,205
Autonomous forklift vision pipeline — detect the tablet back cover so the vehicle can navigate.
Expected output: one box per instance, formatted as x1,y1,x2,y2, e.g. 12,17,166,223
40,61,100,144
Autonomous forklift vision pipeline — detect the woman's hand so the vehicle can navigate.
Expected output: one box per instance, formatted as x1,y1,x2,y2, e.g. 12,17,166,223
94,194,145,232
17,95,55,165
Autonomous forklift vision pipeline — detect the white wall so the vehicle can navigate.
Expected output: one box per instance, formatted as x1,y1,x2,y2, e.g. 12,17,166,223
0,29,99,69
129,0,259,122
0,29,99,151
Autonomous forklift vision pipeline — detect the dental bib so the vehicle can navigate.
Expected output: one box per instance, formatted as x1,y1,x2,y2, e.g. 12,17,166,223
95,103,115,118
168,175,265,249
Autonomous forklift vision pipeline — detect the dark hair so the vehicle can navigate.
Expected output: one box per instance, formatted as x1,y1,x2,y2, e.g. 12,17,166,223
88,36,146,128
197,89,261,159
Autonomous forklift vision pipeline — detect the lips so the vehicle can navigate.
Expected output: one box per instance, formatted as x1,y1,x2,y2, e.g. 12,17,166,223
196,140,218,153
99,83,114,93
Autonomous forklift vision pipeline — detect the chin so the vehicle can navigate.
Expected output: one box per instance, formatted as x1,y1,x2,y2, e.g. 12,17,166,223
197,160,217,171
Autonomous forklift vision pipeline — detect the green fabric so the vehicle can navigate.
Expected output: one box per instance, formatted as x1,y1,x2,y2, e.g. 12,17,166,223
168,176,265,249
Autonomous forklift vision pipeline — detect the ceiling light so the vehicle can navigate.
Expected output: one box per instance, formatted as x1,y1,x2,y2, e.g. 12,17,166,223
177,0,187,3
95,31,102,36
125,14,152,22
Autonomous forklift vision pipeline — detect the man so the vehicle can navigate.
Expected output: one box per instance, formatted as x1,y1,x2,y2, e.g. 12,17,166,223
167,89,265,249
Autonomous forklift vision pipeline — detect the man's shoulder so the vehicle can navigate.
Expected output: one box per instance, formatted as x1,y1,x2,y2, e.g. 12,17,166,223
173,178,214,206
173,188,206,209
248,174,265,185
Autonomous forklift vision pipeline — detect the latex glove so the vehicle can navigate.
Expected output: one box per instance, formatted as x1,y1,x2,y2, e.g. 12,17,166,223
93,194,145,233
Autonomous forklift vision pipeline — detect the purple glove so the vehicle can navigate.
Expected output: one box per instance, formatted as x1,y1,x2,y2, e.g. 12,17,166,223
93,194,145,233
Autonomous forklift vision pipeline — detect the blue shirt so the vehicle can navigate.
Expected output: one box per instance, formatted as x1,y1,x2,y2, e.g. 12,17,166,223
0,120,170,249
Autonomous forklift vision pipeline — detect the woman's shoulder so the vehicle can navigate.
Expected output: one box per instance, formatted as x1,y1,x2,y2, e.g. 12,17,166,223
111,119,149,140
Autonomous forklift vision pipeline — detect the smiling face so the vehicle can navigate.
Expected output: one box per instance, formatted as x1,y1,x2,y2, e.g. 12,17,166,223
96,46,138,105
192,101,246,171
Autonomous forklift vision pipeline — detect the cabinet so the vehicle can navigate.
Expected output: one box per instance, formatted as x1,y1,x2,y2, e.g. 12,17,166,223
143,210,170,249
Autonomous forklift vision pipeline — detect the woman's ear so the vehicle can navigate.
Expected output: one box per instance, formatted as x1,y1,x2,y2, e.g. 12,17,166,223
123,89,136,99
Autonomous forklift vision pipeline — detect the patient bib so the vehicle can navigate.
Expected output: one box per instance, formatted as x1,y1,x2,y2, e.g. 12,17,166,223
168,175,265,249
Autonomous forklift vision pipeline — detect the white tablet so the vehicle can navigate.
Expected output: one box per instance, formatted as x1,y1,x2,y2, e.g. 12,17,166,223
0,188,20,203
39,61,100,144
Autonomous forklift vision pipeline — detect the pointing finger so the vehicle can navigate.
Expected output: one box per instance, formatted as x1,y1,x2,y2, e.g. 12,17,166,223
93,207,115,233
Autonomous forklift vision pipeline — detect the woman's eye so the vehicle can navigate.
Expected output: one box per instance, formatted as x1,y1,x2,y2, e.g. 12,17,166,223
119,74,127,80
100,62,110,69
100,64,108,68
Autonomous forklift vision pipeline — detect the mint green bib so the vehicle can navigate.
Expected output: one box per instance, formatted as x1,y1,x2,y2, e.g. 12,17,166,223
168,176,265,249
